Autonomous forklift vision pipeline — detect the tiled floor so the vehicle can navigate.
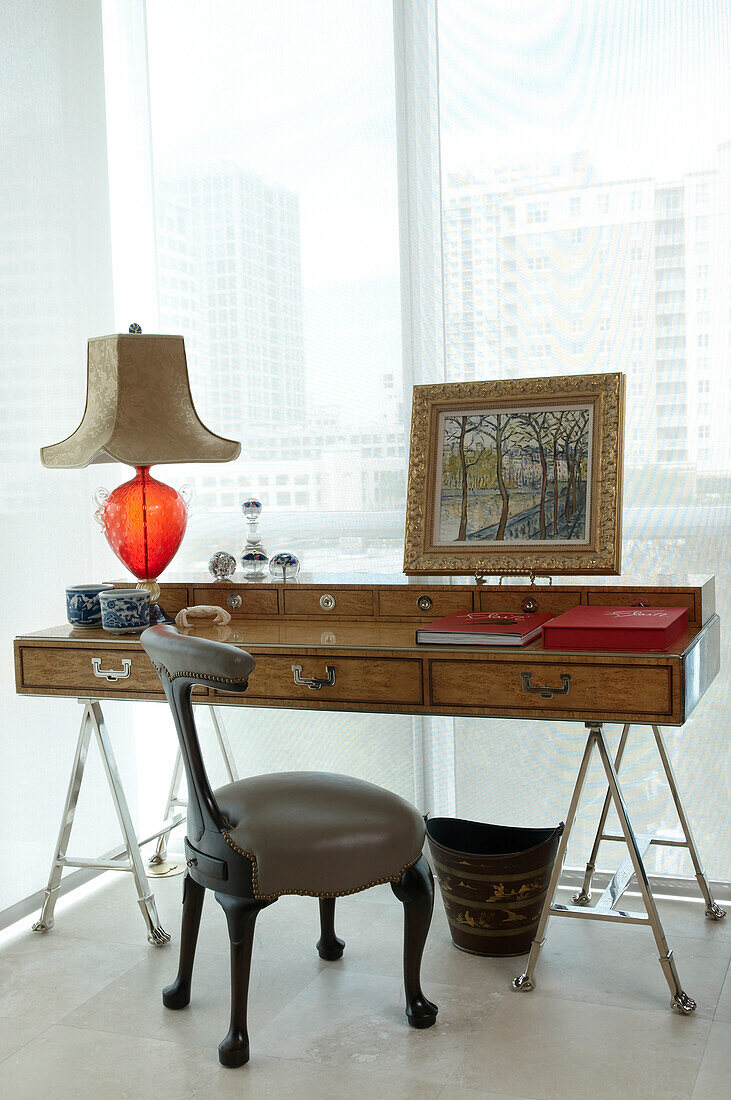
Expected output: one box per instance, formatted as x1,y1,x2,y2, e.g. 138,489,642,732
0,873,728,1099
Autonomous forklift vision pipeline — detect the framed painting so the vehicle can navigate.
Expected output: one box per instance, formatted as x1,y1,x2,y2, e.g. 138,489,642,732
403,372,624,577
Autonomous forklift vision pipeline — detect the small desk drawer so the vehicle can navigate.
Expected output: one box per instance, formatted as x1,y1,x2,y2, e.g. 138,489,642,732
378,589,475,619
193,587,279,618
429,658,673,717
586,589,698,625
478,590,579,617
282,589,375,618
232,654,423,706
19,647,165,695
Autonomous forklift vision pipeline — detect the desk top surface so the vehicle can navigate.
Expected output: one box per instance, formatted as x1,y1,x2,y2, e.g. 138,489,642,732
16,617,708,661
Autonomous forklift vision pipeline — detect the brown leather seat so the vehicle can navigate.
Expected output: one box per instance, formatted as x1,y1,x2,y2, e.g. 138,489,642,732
140,624,437,1068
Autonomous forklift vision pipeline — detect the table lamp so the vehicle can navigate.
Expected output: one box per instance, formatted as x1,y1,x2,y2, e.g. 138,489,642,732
41,328,241,619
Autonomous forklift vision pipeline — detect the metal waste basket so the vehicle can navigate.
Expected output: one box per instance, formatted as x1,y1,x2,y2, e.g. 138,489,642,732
426,817,563,957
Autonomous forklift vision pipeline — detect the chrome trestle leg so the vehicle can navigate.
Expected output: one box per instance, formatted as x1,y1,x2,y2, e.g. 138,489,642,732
149,705,238,869
651,724,726,921
32,704,94,933
572,722,631,907
593,724,696,1014
149,748,185,866
88,702,171,946
512,724,597,993
209,705,239,782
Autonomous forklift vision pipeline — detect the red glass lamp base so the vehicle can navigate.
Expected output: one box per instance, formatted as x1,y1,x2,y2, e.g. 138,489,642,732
94,466,189,587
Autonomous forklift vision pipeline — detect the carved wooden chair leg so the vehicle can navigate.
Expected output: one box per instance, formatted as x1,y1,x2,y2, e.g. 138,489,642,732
163,873,205,1009
215,892,274,1068
391,855,438,1029
316,896,345,960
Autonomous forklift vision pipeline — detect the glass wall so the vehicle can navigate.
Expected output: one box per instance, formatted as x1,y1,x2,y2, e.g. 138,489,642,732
438,0,731,881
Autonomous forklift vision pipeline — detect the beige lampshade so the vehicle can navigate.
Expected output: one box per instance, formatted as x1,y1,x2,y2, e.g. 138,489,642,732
41,333,241,468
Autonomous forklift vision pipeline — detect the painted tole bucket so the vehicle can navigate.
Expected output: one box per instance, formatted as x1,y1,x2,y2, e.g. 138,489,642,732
426,817,564,957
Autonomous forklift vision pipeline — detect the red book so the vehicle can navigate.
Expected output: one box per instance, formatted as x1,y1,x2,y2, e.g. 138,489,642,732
542,605,688,651
416,611,554,646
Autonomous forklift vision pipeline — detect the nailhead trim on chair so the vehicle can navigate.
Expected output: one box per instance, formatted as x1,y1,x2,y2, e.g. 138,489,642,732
152,661,248,687
221,830,422,900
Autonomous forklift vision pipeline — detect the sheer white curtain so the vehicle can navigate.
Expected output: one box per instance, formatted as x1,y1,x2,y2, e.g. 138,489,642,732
435,0,731,887
103,0,424,815
0,0,139,921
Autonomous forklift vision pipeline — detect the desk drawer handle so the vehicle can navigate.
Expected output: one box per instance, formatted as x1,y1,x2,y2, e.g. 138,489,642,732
520,671,571,699
91,657,132,682
291,664,336,690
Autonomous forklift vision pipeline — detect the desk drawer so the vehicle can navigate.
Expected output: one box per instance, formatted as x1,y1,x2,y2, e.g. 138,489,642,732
586,589,699,625
232,655,423,707
429,658,673,717
194,587,279,618
478,590,579,617
378,589,475,619
18,646,165,695
282,589,375,618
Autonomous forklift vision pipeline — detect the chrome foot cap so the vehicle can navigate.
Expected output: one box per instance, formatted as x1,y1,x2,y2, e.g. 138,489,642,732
512,973,535,992
147,925,172,947
571,891,592,907
705,902,726,921
31,919,53,933
671,991,696,1015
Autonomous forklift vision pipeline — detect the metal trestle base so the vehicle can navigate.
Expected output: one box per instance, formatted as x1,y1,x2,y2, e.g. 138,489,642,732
512,722,725,1014
33,699,242,943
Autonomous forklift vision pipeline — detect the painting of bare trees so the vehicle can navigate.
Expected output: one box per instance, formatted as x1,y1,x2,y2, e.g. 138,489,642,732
437,405,592,545
403,373,624,576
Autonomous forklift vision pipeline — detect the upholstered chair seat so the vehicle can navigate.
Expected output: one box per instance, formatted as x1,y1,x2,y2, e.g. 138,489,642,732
215,771,426,899
140,624,437,1068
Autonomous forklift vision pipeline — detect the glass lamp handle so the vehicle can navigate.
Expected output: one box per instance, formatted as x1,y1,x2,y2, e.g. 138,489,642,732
93,486,110,528
179,483,194,517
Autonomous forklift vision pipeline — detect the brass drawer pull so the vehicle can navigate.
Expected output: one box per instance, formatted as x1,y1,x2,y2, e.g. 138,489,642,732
417,595,433,611
91,657,132,682
291,664,336,690
520,671,572,699
319,594,336,611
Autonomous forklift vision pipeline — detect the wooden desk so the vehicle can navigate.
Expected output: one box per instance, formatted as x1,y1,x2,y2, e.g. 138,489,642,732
14,576,726,1013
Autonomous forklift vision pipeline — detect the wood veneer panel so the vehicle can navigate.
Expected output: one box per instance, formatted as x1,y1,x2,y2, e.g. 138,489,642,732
240,654,423,706
378,588,475,619
429,657,674,719
282,589,375,618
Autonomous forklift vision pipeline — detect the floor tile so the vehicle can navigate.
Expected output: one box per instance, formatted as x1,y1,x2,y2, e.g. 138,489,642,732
0,1023,218,1099
691,1018,731,1096
253,965,504,1082
451,995,712,1100
712,959,731,1021
0,1016,45,1063
0,929,146,1027
191,1054,443,1099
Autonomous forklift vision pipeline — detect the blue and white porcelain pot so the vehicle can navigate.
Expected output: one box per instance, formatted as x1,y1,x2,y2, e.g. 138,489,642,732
99,588,151,634
66,583,114,629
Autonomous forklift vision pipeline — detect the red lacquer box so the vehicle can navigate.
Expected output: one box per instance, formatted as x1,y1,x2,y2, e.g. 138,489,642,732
542,605,689,652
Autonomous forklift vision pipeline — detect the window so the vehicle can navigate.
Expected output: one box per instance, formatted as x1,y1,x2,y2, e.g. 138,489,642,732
438,0,731,883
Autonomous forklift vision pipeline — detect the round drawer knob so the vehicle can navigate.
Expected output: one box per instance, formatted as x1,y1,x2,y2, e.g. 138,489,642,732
227,593,243,610
417,595,433,611
319,593,336,611
521,596,539,613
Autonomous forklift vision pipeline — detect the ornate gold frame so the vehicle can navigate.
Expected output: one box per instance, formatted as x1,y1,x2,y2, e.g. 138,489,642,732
403,372,624,577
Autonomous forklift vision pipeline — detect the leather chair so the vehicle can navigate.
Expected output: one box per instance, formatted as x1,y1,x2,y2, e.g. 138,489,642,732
140,624,438,1067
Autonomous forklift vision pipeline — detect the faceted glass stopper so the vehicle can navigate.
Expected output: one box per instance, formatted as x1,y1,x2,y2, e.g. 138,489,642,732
269,551,300,581
241,498,262,519
241,549,269,578
208,551,237,580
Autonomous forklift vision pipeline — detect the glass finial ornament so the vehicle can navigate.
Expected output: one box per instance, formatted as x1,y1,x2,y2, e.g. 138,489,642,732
269,551,300,581
240,497,268,577
208,550,237,580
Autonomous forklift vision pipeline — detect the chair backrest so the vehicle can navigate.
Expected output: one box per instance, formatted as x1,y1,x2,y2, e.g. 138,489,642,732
141,624,255,842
